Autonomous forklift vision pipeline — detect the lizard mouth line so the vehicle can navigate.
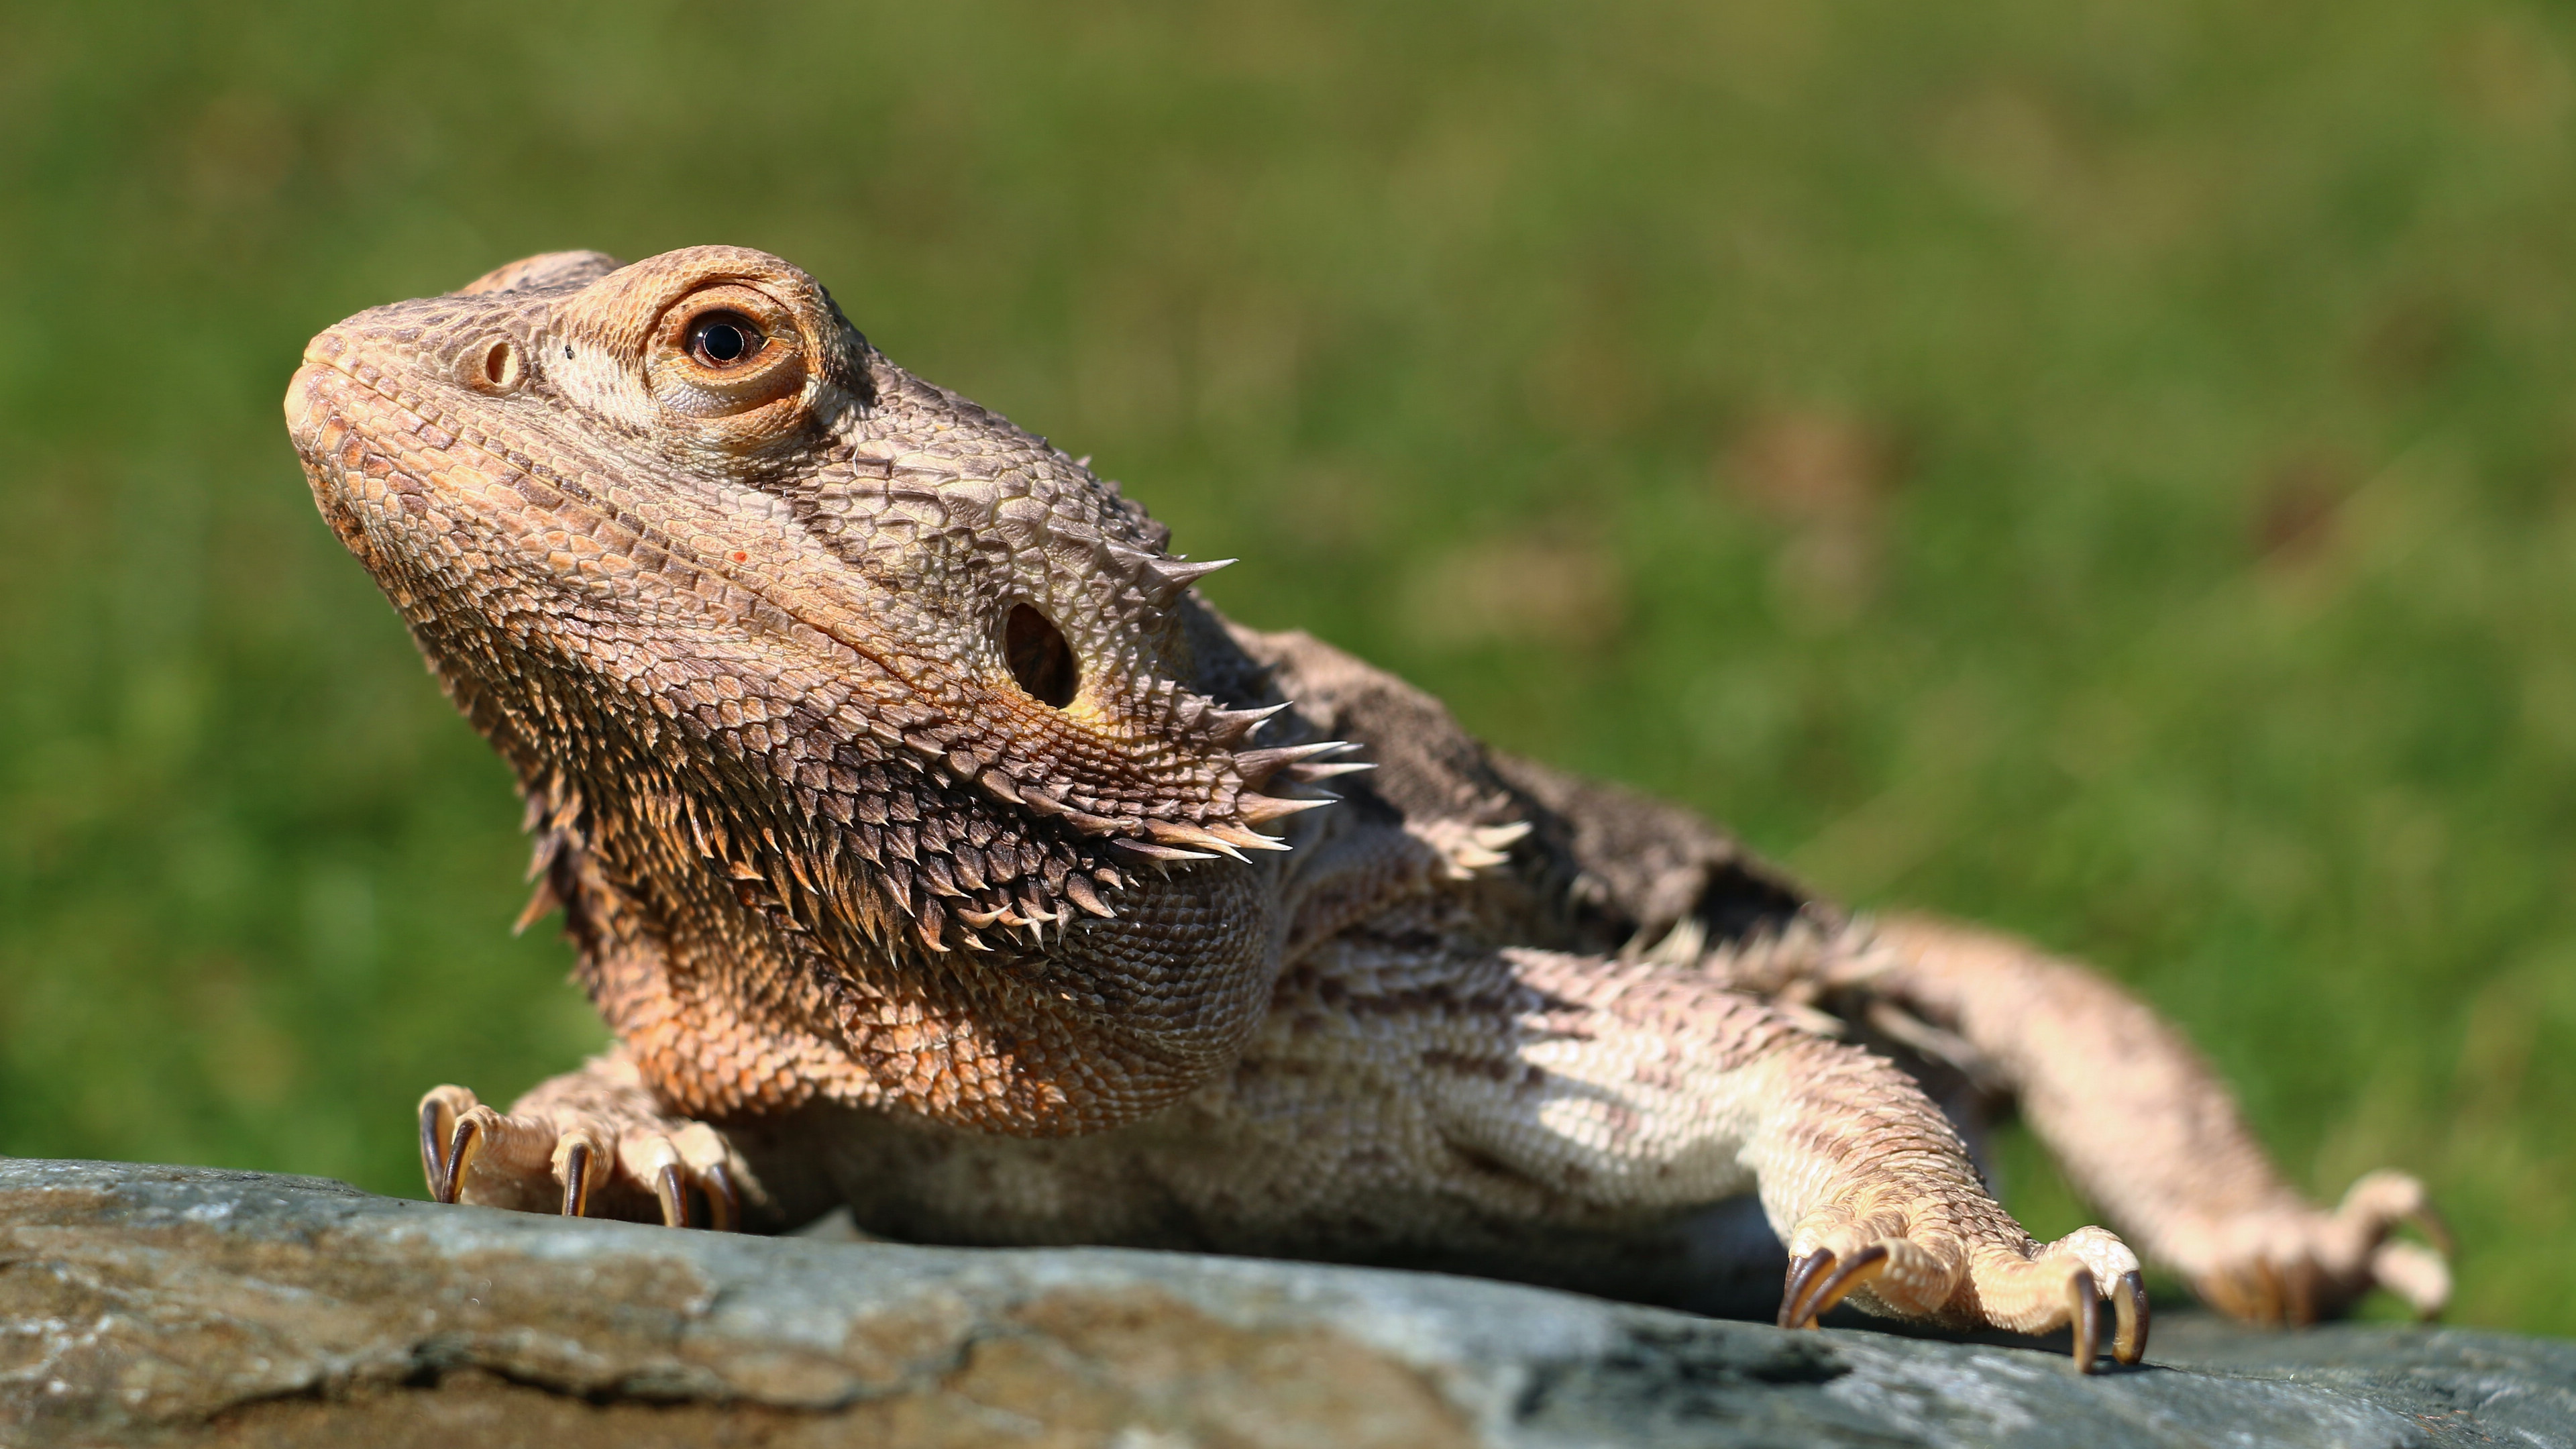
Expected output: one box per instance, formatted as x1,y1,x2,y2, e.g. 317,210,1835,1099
294,352,1214,811
295,351,971,722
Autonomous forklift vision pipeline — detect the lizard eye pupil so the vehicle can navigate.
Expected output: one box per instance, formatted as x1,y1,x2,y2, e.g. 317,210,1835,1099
689,313,764,367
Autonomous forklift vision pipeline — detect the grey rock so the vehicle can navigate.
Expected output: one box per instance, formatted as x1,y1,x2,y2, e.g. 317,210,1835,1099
0,1159,2565,1448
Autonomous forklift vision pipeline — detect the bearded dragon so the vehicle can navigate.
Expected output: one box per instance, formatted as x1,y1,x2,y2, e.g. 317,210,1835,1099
283,246,2451,1371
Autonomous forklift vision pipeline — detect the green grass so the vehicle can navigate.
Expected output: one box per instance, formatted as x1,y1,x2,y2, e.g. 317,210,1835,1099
4,0,2573,1333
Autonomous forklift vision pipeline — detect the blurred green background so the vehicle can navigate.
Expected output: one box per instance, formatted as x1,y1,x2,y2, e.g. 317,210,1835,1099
3,0,2571,1332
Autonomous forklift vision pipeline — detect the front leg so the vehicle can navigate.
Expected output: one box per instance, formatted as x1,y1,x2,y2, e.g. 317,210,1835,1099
1436,949,2148,1368
1741,1020,2145,1361
1853,915,2450,1324
419,1051,770,1231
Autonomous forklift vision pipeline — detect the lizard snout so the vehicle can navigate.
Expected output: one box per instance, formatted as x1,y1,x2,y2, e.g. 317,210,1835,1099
282,359,334,447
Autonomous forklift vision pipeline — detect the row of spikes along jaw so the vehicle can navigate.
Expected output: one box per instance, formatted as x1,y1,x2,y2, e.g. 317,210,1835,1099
709,430,1378,958
480,490,1378,971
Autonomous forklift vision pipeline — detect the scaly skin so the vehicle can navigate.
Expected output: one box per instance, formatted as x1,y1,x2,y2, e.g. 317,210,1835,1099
283,247,2449,1369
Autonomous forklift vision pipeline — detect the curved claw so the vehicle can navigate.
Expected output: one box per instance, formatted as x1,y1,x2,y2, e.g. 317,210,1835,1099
1780,1244,1890,1330
419,1095,456,1201
702,1161,741,1234
2112,1269,2150,1365
558,1139,594,1218
2068,1267,2102,1373
2405,1201,2456,1260
1778,1248,1834,1329
654,1162,692,1229
2246,1252,2287,1320
438,1110,491,1208
1804,1245,1891,1326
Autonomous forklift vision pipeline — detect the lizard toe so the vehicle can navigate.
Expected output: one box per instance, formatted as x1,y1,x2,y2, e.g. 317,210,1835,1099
422,1089,574,1214
614,1124,751,1231
1961,1228,2143,1372
1778,1212,1972,1329
417,1084,479,1201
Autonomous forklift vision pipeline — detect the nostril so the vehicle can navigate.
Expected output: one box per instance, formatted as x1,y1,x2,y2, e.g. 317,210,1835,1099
1004,605,1079,708
468,339,524,393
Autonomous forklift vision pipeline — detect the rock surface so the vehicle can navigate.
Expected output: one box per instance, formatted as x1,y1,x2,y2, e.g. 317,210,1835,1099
0,1159,2567,1448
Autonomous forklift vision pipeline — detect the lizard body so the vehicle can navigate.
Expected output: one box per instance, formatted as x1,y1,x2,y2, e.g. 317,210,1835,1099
286,247,2449,1366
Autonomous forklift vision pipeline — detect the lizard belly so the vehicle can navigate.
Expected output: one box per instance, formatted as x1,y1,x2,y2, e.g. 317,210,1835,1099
778,1036,1788,1315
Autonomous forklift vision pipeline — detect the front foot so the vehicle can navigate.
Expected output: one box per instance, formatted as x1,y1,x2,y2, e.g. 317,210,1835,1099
1777,1213,2149,1373
417,1061,759,1231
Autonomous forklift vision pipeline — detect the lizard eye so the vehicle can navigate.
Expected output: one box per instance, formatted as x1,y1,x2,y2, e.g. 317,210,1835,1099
647,282,807,426
688,312,766,368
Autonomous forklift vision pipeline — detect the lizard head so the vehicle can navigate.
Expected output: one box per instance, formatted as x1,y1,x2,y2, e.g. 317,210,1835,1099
286,246,1336,1130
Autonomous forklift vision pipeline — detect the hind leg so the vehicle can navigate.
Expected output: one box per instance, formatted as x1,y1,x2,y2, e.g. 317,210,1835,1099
1849,916,2449,1323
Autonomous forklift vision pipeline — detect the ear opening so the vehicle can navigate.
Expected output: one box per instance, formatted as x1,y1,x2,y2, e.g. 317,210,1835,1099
1004,604,1080,708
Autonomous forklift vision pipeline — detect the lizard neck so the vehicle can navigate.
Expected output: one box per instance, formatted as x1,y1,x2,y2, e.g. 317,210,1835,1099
447,596,1289,1136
